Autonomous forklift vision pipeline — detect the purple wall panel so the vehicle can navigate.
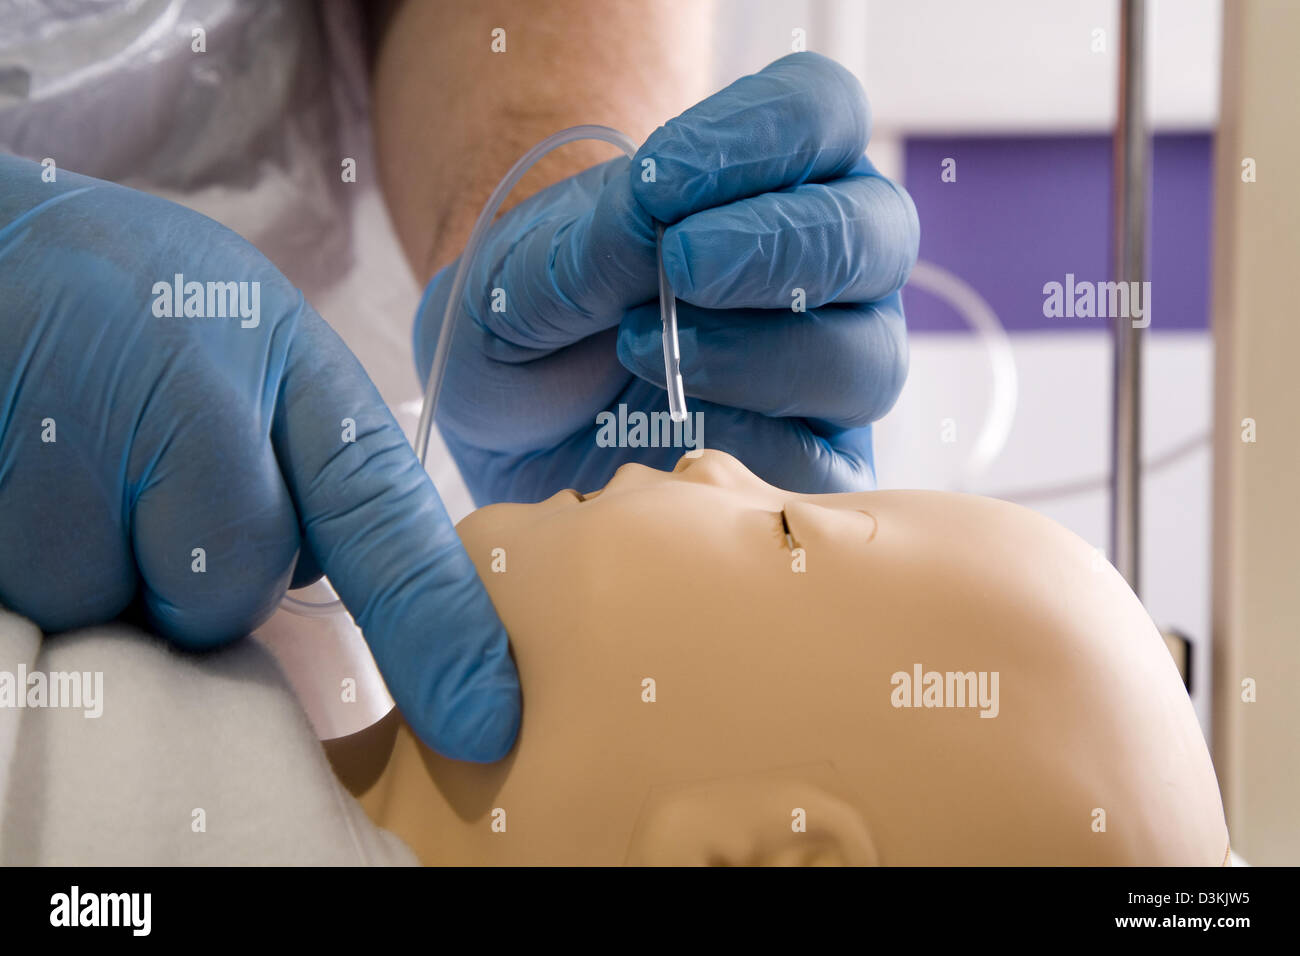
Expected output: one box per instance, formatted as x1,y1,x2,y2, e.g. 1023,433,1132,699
900,134,1212,332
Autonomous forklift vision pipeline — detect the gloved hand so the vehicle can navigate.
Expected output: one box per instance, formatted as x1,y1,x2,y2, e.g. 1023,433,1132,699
0,155,518,762
417,52,919,505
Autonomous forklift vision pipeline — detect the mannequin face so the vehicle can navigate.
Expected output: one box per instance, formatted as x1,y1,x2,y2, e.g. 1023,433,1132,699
349,450,1227,866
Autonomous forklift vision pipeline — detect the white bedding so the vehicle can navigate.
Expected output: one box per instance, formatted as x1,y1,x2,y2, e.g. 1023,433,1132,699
0,607,415,866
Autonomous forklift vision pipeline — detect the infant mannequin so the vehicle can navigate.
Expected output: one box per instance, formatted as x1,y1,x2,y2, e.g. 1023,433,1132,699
328,450,1228,865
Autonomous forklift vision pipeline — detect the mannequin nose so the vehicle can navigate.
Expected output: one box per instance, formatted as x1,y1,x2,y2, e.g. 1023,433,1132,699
671,449,774,491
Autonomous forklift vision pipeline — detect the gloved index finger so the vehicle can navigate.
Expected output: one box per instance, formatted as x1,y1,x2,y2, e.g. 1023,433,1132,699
631,51,872,224
273,305,520,763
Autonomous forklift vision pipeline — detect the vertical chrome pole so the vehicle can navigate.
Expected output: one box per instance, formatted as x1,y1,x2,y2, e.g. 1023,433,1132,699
1111,0,1148,594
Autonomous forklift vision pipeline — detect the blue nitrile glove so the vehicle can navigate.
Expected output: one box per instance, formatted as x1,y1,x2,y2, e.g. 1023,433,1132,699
416,52,919,505
0,155,518,762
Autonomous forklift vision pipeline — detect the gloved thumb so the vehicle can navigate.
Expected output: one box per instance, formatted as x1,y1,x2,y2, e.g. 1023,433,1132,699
417,157,659,361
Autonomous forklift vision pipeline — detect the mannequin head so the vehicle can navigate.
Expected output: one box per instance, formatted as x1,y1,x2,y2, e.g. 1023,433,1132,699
336,450,1228,865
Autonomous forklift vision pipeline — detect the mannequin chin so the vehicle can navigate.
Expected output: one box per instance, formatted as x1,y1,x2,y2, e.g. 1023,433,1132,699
327,450,1229,866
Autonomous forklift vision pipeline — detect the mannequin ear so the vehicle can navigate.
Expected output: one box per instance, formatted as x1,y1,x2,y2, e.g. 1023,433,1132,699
625,765,878,866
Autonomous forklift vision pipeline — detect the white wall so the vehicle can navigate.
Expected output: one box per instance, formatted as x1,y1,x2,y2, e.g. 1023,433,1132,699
713,0,1220,135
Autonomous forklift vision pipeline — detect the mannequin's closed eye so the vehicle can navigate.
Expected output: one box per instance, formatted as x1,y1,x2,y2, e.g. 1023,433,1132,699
780,501,878,548
778,509,797,550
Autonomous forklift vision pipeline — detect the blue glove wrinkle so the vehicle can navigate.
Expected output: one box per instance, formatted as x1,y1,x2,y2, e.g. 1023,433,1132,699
618,292,908,429
660,170,919,311
631,52,871,224
467,160,655,350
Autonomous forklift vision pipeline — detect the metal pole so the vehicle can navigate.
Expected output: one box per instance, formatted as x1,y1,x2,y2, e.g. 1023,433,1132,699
1111,0,1148,594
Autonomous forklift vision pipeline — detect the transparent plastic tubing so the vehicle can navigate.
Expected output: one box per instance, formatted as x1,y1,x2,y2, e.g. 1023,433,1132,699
282,124,685,617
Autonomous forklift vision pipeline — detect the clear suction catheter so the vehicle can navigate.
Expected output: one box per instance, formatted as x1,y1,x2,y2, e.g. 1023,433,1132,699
282,125,686,617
